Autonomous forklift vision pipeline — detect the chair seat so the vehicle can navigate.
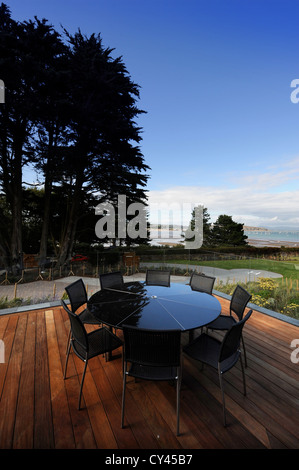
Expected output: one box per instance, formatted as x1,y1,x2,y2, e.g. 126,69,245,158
183,333,240,374
128,363,178,381
73,327,123,360
78,308,101,325
207,314,236,330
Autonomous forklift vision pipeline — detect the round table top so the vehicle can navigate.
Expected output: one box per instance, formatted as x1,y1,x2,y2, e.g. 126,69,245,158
87,281,221,332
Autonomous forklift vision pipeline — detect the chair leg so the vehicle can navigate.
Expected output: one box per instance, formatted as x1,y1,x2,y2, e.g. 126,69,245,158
121,363,127,428
63,339,72,379
65,328,71,355
242,334,248,367
218,366,227,427
240,354,247,396
78,359,88,410
176,372,181,436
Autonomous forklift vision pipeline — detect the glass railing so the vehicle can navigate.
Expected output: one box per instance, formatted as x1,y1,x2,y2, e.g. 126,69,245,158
0,246,298,320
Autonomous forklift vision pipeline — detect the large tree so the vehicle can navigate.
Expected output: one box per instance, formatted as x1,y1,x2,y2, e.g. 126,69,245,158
0,4,68,272
185,206,214,247
55,30,149,265
0,4,150,270
32,36,69,268
212,214,248,246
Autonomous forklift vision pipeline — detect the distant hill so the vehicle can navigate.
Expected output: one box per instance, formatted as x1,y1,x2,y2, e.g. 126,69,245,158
150,224,187,230
243,225,269,231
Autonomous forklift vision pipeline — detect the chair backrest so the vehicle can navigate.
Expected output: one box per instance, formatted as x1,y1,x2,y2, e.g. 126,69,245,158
219,310,252,363
230,285,252,320
123,326,181,368
61,299,88,353
99,271,124,290
145,269,171,287
65,278,87,313
190,272,216,294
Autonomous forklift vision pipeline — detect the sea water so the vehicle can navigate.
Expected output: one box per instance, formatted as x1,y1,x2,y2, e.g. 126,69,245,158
150,229,299,246
244,231,299,243
148,228,299,246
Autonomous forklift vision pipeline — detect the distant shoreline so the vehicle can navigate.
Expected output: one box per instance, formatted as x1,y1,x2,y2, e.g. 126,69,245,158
151,239,299,248
247,238,299,248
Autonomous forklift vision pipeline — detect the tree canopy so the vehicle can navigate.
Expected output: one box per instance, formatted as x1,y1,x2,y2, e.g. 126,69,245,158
186,207,248,247
212,214,248,246
0,3,150,271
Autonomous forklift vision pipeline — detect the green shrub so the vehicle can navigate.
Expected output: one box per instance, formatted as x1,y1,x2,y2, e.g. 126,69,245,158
0,296,23,309
216,277,299,320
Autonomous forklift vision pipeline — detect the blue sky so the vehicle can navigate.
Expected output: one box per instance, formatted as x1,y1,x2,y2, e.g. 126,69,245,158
7,0,299,229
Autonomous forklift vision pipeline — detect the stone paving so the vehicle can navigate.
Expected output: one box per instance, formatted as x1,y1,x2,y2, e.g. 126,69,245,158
1,266,297,327
0,263,282,304
0,273,144,304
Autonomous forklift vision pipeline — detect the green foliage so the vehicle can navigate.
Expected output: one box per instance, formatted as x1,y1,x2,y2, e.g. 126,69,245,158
211,214,248,246
166,257,299,280
216,277,299,320
0,296,23,309
185,209,248,247
0,3,150,271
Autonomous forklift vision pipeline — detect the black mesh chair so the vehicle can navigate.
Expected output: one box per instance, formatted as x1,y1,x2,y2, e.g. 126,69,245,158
99,271,124,290
62,300,123,410
184,310,252,426
190,272,216,294
145,269,171,287
65,278,102,353
206,285,252,367
121,326,182,436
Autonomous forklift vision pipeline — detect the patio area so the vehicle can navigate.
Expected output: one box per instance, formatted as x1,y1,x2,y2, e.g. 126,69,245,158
0,294,298,450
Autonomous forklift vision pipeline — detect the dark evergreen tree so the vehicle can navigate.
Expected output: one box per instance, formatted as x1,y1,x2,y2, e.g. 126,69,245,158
0,4,68,272
185,206,214,247
56,30,149,265
0,4,150,271
212,214,248,246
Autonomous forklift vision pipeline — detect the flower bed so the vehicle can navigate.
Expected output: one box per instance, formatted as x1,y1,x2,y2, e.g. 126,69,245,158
216,277,299,320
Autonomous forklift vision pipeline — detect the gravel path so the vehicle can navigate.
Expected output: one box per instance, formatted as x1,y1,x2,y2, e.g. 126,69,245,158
0,263,282,304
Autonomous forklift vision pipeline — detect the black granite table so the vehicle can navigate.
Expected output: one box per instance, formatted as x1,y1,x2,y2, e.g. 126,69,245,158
88,281,221,332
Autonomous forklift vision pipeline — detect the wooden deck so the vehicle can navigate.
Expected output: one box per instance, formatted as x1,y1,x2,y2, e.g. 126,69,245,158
0,296,298,450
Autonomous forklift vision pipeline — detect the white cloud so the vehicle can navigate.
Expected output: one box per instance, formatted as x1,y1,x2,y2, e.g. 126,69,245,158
225,156,299,190
147,160,299,228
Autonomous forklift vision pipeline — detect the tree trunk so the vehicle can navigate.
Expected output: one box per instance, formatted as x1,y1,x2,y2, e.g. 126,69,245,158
39,175,52,267
56,174,83,267
0,240,10,271
10,138,23,274
38,127,55,267
10,191,23,273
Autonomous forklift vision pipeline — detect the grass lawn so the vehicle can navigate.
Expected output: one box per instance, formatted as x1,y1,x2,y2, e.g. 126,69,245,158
165,257,299,319
165,258,299,281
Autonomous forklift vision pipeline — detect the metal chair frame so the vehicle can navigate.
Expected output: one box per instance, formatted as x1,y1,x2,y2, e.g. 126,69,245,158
64,278,101,354
99,271,124,290
207,285,252,366
145,269,171,287
184,310,252,426
62,300,123,410
121,326,182,435
190,272,216,294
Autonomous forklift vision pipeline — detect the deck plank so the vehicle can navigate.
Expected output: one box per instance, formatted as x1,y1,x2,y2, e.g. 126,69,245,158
0,296,298,449
13,312,36,448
